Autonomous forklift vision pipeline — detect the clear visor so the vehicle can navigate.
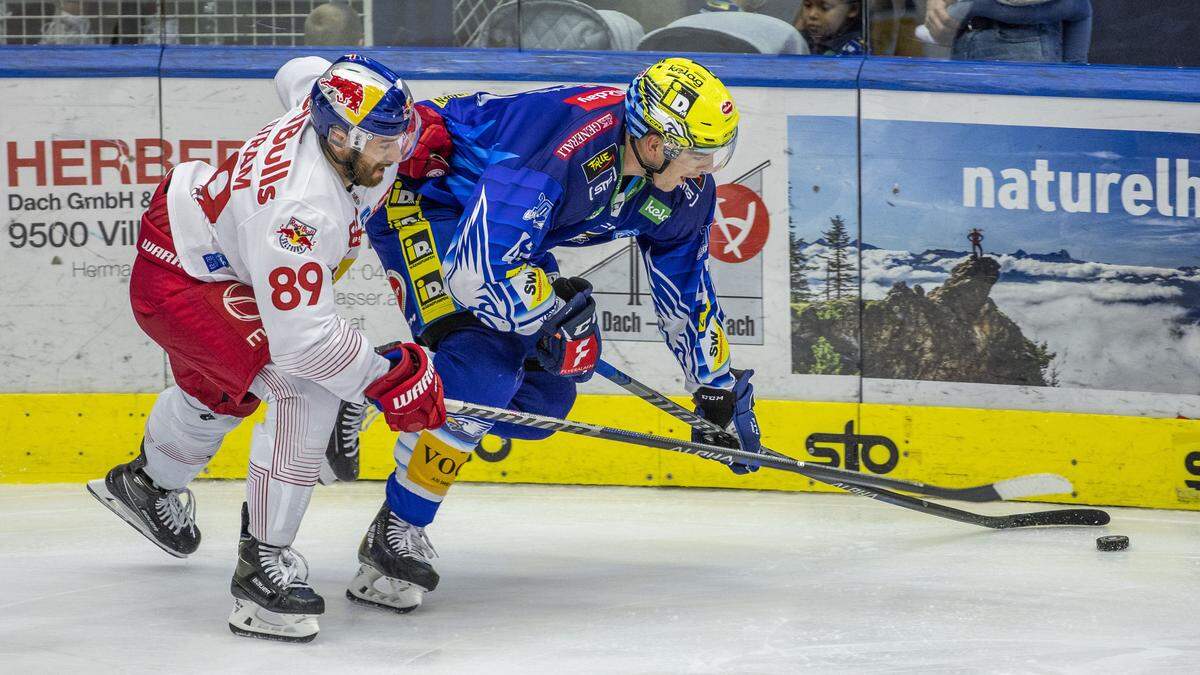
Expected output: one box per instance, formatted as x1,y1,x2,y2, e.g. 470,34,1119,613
664,131,737,175
345,102,422,162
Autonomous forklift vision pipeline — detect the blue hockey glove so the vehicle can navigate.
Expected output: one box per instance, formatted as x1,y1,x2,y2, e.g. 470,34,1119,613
535,277,601,382
692,369,762,474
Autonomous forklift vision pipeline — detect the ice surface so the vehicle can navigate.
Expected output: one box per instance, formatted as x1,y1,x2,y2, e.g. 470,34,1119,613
1,481,1198,672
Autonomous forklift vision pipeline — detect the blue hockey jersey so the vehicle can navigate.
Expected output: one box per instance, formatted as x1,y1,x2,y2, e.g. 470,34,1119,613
405,84,735,390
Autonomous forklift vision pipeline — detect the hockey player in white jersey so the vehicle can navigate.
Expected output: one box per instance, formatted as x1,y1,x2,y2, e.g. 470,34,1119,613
86,54,447,643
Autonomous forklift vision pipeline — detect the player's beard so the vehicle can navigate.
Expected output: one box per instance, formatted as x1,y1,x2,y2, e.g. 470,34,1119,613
350,151,390,188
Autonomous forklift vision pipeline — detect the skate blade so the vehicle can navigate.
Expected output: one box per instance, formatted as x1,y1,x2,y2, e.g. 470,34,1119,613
346,564,425,614
86,479,188,559
228,598,319,643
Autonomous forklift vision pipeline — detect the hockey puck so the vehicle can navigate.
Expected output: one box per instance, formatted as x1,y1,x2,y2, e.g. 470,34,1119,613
1096,535,1129,551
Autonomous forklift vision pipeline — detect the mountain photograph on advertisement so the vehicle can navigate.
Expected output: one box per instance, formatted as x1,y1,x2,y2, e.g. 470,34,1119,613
787,114,1200,394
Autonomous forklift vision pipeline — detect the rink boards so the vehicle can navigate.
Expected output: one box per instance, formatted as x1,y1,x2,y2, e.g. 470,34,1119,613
0,48,1197,508
2,392,1198,511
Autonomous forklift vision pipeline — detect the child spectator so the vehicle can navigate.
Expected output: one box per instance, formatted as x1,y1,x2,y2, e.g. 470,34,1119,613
793,0,865,55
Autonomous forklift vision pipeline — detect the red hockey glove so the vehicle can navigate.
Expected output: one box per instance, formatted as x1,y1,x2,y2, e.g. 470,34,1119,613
364,341,446,433
396,104,453,179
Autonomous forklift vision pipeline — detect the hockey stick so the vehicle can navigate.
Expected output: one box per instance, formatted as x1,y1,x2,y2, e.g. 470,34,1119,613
445,398,1110,529
594,360,1072,503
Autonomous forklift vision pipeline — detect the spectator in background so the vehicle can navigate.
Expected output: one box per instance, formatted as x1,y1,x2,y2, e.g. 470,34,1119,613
139,2,180,45
304,1,364,46
793,0,864,55
40,0,93,44
924,0,1092,63
687,0,773,13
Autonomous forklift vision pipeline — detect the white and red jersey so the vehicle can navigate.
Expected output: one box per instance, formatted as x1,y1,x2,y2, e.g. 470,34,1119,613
163,61,397,402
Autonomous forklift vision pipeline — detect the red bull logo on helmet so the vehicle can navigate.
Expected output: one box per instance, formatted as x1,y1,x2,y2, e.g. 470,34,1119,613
318,67,388,125
321,74,365,113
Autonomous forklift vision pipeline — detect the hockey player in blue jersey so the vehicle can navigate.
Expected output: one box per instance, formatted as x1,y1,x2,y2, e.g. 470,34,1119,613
347,57,765,613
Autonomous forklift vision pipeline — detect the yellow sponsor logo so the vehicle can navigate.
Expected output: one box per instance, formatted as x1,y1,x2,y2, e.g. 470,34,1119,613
507,265,553,311
697,299,712,332
403,230,436,265
385,187,455,323
695,299,728,369
706,321,729,370
581,144,618,182
388,184,418,207
431,92,471,107
585,150,613,172
521,267,553,310
407,431,473,497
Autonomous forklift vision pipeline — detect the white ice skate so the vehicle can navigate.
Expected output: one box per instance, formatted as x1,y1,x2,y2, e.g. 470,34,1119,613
86,451,200,557
228,504,325,643
228,596,320,644
346,502,439,613
346,563,429,613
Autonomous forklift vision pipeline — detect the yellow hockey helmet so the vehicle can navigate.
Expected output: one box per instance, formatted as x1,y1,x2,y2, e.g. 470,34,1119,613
625,57,739,174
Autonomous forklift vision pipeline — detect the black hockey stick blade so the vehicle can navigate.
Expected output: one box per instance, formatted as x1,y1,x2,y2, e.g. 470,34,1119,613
990,507,1110,528
829,479,1109,529
444,399,1110,530
593,359,1073,503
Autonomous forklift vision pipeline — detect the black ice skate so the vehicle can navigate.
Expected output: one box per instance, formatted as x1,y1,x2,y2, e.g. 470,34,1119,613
321,400,369,484
86,448,200,558
229,513,325,644
346,502,439,613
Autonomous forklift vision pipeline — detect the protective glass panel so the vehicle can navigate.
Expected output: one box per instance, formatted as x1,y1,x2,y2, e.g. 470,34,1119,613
427,0,833,55
0,1,367,46
869,0,1200,67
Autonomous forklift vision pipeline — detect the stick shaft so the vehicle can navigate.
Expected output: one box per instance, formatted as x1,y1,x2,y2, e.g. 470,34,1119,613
595,360,1012,502
445,398,1109,529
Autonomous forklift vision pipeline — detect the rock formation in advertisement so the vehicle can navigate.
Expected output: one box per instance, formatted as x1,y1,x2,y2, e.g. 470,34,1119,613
860,256,1051,385
791,242,1055,385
